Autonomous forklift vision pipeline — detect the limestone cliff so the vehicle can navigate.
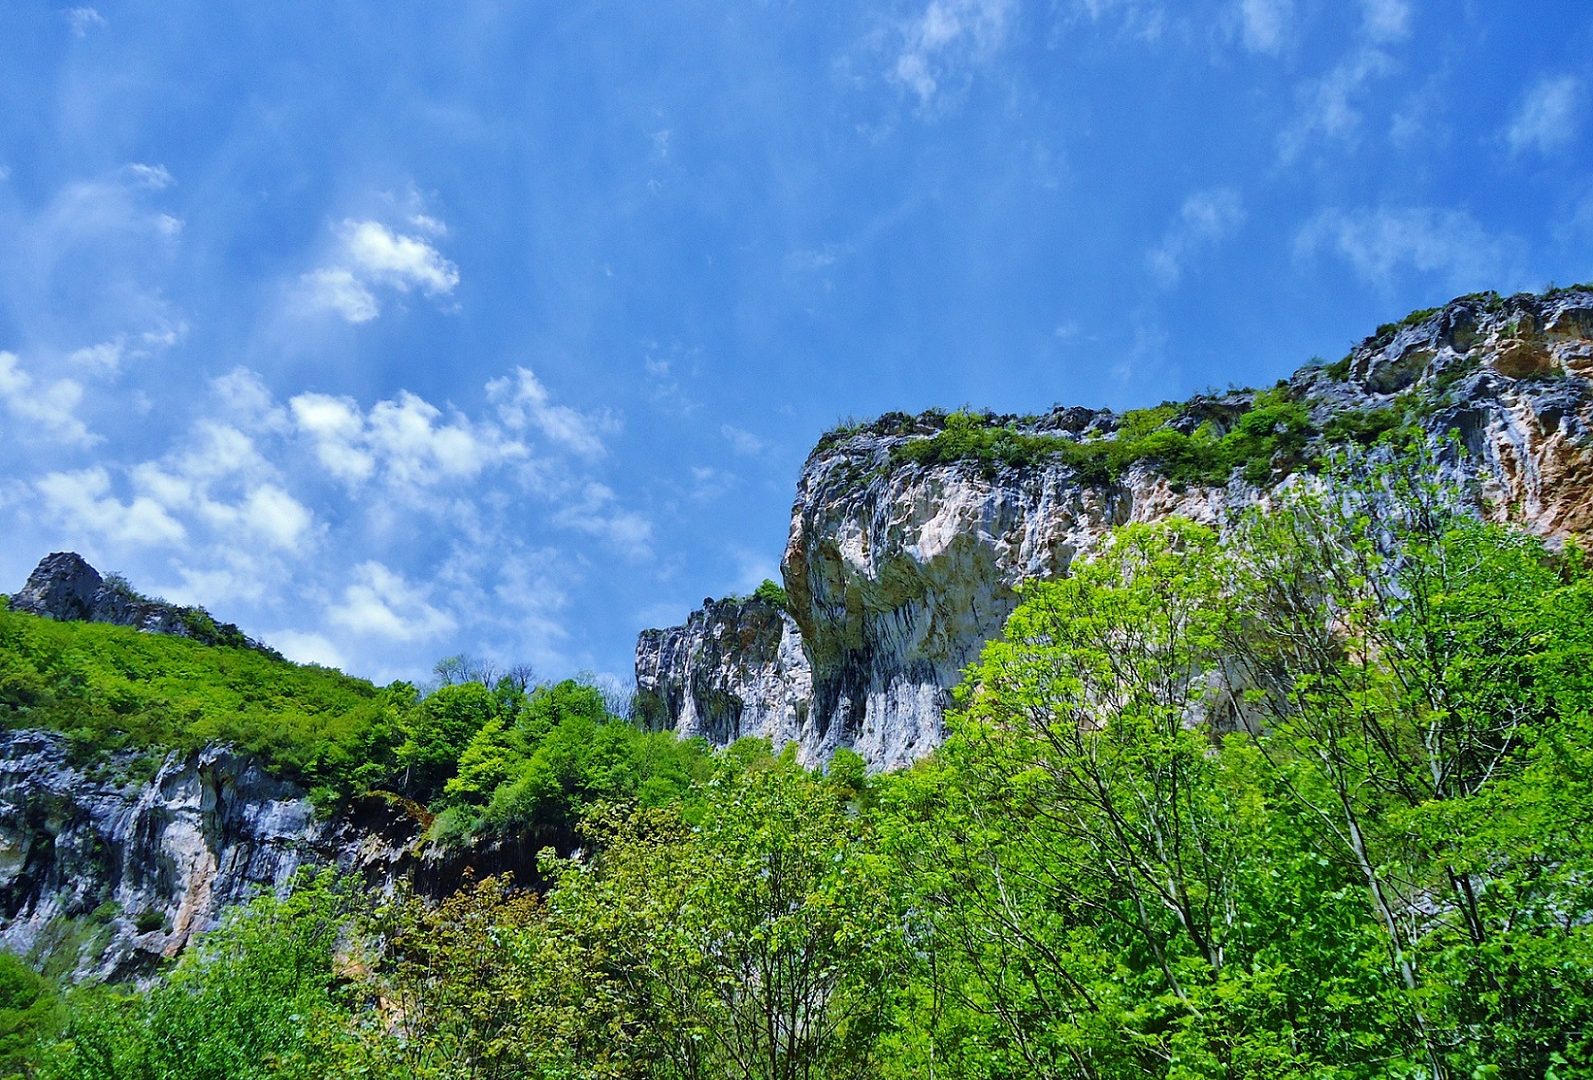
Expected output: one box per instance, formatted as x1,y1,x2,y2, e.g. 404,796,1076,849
0,729,421,982
640,287,1593,768
634,596,814,752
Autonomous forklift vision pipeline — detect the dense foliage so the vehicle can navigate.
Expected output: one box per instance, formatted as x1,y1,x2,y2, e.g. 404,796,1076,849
0,613,716,828
8,444,1593,1077
0,610,406,798
890,387,1342,487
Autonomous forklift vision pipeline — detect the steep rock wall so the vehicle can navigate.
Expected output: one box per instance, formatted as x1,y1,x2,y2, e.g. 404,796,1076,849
642,289,1593,769
0,729,420,982
634,597,816,757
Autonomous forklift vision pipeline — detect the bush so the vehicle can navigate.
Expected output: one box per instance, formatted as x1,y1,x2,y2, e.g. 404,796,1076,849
751,579,789,608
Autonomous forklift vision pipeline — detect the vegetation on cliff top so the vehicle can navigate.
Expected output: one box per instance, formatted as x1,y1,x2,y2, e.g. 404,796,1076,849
820,287,1591,488
889,385,1366,486
0,608,719,844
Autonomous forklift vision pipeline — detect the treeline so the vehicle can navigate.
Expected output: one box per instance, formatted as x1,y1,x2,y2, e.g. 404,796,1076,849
10,445,1593,1078
0,605,716,839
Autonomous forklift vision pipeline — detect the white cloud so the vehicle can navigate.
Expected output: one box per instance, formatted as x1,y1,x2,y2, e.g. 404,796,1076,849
290,392,376,482
689,465,736,502
1236,0,1291,54
341,219,459,295
65,7,105,36
367,391,518,487
1146,188,1244,286
269,630,350,671
194,483,314,551
289,385,529,491
1278,47,1395,162
37,467,186,547
890,0,1015,107
720,424,766,456
1295,206,1519,290
125,163,173,190
211,367,288,432
122,422,317,553
66,323,185,374
328,561,455,642
68,340,124,371
299,267,380,323
297,218,459,324
488,366,618,458
408,213,448,236
1506,75,1583,156
1361,0,1410,44
0,351,95,445
552,481,653,559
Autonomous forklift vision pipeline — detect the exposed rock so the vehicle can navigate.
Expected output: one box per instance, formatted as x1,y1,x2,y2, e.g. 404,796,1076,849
639,288,1593,769
7,553,281,658
0,729,421,982
634,596,817,759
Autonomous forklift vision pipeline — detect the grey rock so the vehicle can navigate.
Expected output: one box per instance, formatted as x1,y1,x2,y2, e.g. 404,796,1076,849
0,729,419,982
7,552,103,622
634,596,817,759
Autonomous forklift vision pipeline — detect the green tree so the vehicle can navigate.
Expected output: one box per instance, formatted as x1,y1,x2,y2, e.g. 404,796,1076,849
43,870,361,1080
547,758,906,1080
1221,448,1593,1077
0,952,58,1080
397,681,500,798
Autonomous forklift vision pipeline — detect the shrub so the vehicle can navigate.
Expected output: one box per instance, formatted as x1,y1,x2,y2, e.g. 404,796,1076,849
751,579,789,608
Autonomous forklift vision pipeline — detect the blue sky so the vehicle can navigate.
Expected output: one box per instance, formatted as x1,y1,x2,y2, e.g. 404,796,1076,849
1,1,1589,687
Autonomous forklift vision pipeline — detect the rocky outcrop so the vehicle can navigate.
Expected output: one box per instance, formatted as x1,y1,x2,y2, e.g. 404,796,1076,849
7,552,281,658
0,729,420,982
634,596,817,757
641,288,1593,769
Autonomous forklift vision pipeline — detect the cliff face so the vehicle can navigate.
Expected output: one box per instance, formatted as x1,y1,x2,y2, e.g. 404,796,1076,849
641,288,1593,769
0,729,419,982
7,552,281,658
634,597,816,755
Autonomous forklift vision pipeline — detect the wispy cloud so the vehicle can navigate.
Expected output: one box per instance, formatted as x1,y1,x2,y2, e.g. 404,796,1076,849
1278,48,1395,162
552,481,654,559
889,0,1015,107
328,561,455,641
1147,188,1244,287
37,466,186,547
64,6,106,37
1294,205,1520,290
1505,75,1583,156
125,163,173,190
720,424,766,456
289,387,523,490
298,218,460,323
0,351,96,445
488,367,619,459
1360,0,1410,44
66,324,184,374
1276,0,1412,164
1234,0,1292,55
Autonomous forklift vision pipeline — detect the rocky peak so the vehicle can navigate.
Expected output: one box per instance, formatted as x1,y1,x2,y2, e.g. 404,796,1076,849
8,552,104,622
7,552,282,659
